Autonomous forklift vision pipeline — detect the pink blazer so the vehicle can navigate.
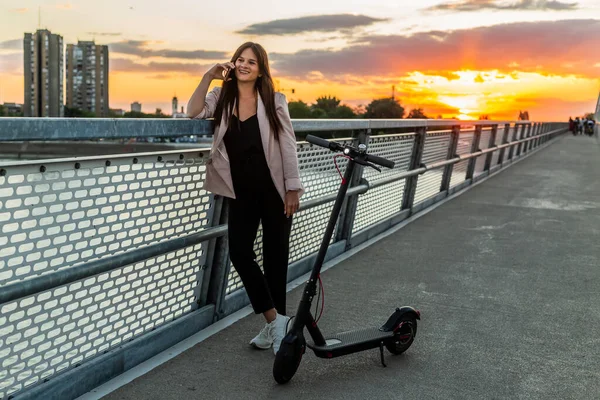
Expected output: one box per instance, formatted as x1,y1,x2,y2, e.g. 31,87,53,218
192,86,305,202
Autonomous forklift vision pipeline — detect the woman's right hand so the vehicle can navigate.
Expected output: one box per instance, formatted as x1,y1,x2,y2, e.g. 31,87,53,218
207,62,235,81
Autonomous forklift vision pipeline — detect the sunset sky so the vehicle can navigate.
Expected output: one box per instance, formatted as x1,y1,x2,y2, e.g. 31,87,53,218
1,0,599,120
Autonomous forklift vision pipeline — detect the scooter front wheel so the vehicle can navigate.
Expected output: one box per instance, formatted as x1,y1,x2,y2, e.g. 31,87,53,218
273,332,306,384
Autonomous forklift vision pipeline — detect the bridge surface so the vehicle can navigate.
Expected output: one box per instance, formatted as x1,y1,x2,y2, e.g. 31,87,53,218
94,134,599,400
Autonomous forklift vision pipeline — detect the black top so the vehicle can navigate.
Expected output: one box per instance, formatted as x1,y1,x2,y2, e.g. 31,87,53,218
223,114,272,194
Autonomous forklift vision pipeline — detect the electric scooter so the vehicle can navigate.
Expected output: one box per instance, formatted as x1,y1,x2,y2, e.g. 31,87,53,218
273,134,421,384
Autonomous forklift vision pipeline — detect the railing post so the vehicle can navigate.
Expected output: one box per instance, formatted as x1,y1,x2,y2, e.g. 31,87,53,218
525,123,533,153
335,129,367,248
530,123,539,150
497,123,510,164
519,123,529,155
202,196,231,322
484,124,498,172
466,125,483,180
401,127,427,211
515,123,526,157
540,123,545,143
440,124,460,192
508,124,520,160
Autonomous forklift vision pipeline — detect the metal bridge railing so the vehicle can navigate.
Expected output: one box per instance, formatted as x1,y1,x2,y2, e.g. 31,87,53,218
0,118,566,399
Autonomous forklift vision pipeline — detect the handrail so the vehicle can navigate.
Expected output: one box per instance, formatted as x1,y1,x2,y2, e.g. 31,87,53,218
0,127,564,305
0,117,559,141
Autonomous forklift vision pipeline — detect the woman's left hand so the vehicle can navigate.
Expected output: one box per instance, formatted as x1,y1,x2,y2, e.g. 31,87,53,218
284,191,300,217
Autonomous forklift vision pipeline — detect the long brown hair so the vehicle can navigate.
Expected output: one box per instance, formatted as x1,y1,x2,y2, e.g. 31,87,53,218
213,42,283,139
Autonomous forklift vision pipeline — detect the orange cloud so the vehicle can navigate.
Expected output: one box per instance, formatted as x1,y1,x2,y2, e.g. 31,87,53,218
272,19,600,79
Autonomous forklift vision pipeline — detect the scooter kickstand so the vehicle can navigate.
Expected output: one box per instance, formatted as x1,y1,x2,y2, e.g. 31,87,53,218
379,341,387,367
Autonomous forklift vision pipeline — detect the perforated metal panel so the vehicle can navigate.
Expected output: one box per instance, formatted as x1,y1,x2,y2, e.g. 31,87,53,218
449,130,474,188
0,151,213,398
414,132,450,204
474,129,493,176
225,139,353,296
352,134,414,233
0,152,213,286
0,243,204,397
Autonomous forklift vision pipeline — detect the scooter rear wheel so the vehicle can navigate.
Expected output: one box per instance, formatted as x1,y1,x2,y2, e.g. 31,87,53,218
385,315,417,355
273,332,306,384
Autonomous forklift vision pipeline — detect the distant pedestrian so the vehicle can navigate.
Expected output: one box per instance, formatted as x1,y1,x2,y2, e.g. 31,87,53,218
585,119,595,136
569,117,575,135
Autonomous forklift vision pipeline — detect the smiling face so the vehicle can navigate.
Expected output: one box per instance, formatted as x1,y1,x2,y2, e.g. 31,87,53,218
234,47,261,83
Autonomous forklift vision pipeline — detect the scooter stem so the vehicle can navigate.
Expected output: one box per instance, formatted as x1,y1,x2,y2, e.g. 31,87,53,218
309,159,356,282
292,158,357,343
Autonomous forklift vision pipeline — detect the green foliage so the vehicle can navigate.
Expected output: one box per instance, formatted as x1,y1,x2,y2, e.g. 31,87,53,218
64,106,96,118
329,105,356,119
123,111,150,118
288,95,358,119
310,108,328,119
288,101,312,118
406,108,428,119
364,98,405,119
122,110,170,118
313,95,341,115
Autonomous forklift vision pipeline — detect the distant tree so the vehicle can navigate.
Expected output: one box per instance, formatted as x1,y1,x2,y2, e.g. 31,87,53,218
437,114,443,119
0,104,4,116
310,108,328,119
479,114,490,120
312,95,341,116
288,100,312,118
407,108,428,119
329,104,356,119
108,109,124,118
64,106,96,118
518,111,530,120
584,112,595,120
123,111,149,118
364,98,405,119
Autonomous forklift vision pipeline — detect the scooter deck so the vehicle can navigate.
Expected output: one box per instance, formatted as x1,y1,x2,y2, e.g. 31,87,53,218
307,326,395,358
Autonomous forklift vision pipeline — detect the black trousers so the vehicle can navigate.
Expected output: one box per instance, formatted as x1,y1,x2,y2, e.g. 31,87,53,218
227,180,292,315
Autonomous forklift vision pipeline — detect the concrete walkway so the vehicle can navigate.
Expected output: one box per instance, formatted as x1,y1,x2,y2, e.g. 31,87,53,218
103,134,600,400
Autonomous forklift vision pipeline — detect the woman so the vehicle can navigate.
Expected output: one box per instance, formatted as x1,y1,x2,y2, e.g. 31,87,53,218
187,42,304,355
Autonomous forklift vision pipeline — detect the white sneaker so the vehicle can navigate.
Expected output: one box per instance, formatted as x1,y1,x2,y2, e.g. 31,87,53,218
269,314,291,355
249,322,273,350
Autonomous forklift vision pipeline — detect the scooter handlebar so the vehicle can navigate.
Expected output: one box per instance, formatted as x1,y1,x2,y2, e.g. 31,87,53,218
305,134,395,169
305,135,342,151
365,153,395,169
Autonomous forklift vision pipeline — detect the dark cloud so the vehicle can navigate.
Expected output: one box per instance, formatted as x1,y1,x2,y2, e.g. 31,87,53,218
426,0,578,12
270,19,600,79
108,40,228,60
0,39,22,50
110,58,212,74
236,14,389,36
